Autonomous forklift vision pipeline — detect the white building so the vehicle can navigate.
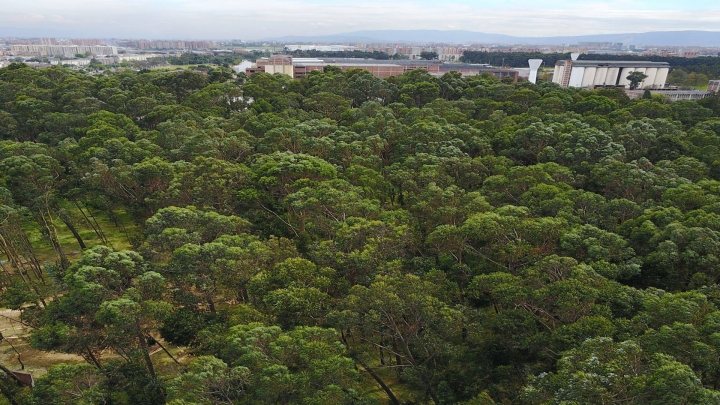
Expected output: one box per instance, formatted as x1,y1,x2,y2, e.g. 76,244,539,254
553,60,670,89
436,47,465,62
233,60,253,73
9,45,47,55
10,45,118,57
50,59,91,66
116,54,162,62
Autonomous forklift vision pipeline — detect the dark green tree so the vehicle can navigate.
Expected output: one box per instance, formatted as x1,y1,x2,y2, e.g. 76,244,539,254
627,71,649,90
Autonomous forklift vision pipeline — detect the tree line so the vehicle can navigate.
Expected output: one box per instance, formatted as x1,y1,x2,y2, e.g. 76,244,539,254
167,52,242,66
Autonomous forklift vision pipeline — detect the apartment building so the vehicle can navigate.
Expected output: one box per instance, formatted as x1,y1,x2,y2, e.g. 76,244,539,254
709,80,720,93
10,45,117,56
122,40,219,50
71,39,102,46
391,46,468,61
50,59,91,67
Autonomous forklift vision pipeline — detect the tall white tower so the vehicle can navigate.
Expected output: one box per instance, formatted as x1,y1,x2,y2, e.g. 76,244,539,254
528,59,543,84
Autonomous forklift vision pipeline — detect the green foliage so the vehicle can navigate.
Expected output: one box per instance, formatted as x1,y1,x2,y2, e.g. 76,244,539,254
167,52,240,66
420,51,439,60
627,71,649,90
523,337,720,405
3,61,720,405
26,364,107,405
188,324,372,405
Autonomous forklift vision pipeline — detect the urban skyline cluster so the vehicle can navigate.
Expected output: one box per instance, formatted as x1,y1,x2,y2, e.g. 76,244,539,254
116,40,221,50
3,36,720,57
2,34,720,93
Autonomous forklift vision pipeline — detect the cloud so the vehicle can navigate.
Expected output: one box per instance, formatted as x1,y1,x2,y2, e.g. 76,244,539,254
0,0,719,39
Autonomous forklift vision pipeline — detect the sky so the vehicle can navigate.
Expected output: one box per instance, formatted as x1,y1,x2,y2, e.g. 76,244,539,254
1,0,720,40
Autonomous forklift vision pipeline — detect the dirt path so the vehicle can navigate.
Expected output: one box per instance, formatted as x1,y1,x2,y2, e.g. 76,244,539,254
0,308,84,377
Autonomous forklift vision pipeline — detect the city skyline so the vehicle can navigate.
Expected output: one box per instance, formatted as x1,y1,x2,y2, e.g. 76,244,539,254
1,0,720,40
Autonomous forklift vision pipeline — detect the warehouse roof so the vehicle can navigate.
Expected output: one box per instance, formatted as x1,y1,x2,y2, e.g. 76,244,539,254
562,60,670,68
440,63,513,72
315,58,442,66
294,62,404,67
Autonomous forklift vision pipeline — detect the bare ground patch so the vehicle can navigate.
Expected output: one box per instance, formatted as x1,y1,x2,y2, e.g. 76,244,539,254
0,308,84,377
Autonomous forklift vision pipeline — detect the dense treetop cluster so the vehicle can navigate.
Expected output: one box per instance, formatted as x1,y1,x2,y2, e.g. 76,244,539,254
167,53,242,66
2,61,720,404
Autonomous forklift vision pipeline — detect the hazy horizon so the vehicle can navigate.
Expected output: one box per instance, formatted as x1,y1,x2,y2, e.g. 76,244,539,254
1,0,720,40
3,29,720,42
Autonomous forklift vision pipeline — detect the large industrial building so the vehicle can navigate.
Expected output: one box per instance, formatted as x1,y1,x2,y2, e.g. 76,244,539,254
552,60,670,89
249,55,519,81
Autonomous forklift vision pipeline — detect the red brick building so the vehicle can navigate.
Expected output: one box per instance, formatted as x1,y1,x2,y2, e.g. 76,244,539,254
247,55,517,81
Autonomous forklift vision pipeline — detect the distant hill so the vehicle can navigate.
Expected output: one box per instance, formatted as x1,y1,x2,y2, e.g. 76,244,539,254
0,26,84,39
265,30,720,47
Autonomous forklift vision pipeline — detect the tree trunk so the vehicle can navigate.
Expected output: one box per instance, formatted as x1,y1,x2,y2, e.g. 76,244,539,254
108,209,133,246
38,208,68,268
358,361,401,405
57,209,86,250
135,323,166,402
391,337,403,379
74,201,109,245
0,362,24,386
135,321,156,379
16,231,44,282
85,346,104,371
148,334,180,365
0,238,46,307
207,295,217,313
239,286,249,304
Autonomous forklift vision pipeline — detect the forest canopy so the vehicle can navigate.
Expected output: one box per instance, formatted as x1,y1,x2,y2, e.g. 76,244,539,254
1,61,720,405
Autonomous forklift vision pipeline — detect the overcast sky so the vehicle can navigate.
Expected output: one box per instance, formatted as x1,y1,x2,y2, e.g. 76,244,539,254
1,0,720,39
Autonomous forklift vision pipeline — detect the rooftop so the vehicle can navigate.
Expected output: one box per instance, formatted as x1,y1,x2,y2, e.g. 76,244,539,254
634,89,709,94
565,60,670,68
295,62,403,67
440,63,513,72
315,57,442,66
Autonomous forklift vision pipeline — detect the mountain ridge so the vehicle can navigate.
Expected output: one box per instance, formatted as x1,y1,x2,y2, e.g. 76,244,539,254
265,30,720,47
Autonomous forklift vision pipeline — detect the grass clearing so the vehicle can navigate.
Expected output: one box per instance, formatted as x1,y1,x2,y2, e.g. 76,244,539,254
19,206,137,265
